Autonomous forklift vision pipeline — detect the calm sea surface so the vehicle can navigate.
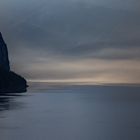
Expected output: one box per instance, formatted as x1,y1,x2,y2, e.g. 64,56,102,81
0,85,140,140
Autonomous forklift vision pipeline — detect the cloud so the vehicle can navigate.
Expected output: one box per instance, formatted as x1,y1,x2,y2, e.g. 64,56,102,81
0,0,140,84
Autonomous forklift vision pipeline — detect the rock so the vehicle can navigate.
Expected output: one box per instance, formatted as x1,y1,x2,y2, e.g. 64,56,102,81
0,32,10,71
0,32,27,93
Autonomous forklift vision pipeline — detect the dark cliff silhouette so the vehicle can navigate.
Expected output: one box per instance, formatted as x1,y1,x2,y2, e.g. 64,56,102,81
0,33,10,71
0,32,27,93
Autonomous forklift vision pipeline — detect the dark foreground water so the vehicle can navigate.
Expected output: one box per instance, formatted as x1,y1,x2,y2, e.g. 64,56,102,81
0,85,140,140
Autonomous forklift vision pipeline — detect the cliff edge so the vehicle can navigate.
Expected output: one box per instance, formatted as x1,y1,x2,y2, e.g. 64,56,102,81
0,32,27,93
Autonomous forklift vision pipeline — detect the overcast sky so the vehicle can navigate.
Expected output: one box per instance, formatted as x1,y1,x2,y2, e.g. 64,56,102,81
0,0,140,84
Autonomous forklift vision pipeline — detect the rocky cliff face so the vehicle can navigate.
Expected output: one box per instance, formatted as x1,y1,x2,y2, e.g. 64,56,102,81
0,32,10,71
0,32,27,94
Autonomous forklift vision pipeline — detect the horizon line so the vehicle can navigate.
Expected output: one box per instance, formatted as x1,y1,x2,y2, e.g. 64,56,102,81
27,79,140,86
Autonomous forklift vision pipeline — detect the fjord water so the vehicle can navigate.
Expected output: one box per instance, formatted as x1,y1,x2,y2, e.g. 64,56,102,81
0,85,140,140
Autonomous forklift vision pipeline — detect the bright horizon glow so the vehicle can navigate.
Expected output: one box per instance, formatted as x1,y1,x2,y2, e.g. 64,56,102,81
28,79,140,85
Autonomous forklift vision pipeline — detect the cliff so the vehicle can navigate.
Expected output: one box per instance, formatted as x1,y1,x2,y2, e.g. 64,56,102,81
0,33,10,71
0,32,27,93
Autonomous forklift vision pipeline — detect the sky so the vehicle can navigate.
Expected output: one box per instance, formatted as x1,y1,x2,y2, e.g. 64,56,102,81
0,0,140,84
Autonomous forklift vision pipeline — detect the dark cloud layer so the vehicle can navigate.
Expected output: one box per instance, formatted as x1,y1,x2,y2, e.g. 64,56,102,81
0,0,140,83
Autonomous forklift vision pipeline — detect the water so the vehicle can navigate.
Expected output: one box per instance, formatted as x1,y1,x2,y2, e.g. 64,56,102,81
0,85,140,140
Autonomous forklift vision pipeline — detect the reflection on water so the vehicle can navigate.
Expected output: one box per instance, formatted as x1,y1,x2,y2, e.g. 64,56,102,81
0,96,11,111
0,94,26,113
0,96,15,112
0,85,140,140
